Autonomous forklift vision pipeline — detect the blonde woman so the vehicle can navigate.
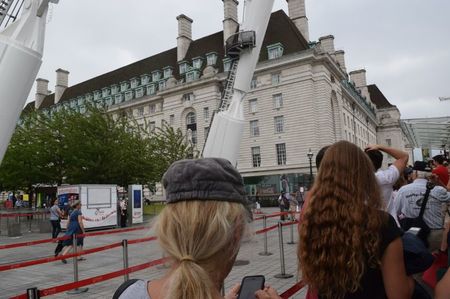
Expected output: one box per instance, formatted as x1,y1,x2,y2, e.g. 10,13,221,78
114,158,280,299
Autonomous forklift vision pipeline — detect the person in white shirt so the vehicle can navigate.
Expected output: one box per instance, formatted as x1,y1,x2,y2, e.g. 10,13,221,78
365,144,409,209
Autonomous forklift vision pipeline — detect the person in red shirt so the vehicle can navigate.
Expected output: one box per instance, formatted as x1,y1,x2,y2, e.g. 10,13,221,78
432,155,449,186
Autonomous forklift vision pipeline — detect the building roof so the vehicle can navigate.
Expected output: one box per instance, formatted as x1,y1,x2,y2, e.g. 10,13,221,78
34,10,308,110
401,117,450,148
367,84,395,109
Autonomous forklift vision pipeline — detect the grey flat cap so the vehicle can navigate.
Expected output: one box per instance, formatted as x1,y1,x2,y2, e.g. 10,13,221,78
163,158,249,207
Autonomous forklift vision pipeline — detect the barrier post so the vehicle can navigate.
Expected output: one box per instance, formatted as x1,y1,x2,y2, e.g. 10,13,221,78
122,239,129,282
28,215,32,233
27,287,39,299
258,216,273,256
67,234,89,295
274,222,293,279
287,221,295,245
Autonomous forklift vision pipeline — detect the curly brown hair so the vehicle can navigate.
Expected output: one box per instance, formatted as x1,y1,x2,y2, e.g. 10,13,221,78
298,141,387,299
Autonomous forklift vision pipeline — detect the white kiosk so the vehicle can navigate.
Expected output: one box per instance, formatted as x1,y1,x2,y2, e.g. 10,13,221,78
128,185,143,224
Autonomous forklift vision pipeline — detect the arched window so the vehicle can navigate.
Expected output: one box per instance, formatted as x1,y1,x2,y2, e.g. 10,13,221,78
186,112,197,145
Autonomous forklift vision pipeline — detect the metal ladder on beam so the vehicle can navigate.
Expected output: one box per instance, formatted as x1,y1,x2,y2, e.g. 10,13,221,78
219,59,239,111
0,0,24,29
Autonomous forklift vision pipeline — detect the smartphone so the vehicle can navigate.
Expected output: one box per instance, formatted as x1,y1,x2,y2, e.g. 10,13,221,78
237,275,265,299
406,227,421,236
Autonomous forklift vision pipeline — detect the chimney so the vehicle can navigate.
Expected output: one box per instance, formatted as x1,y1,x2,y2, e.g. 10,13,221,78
335,50,347,73
54,68,69,104
287,0,309,41
318,35,335,54
176,14,193,62
349,69,367,88
35,78,49,109
222,0,239,45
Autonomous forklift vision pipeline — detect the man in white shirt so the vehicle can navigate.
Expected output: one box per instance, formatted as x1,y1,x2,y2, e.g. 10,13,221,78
365,144,409,208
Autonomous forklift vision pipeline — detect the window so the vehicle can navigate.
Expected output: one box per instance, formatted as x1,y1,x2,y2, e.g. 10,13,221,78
152,71,162,82
274,116,284,133
140,75,150,85
249,99,257,113
271,73,281,85
386,139,392,146
186,112,197,145
267,43,284,60
183,93,195,103
94,90,102,101
169,114,175,126
251,147,261,167
124,90,134,101
179,62,188,74
149,121,156,133
147,84,156,95
159,80,166,91
120,82,129,92
276,143,287,165
192,58,203,69
163,67,173,78
344,114,347,126
203,107,210,122
186,71,200,83
206,53,218,66
137,107,144,117
130,78,139,89
102,88,110,98
149,104,156,114
135,87,144,98
223,58,232,72
115,94,123,103
273,94,283,109
250,77,257,89
250,120,260,137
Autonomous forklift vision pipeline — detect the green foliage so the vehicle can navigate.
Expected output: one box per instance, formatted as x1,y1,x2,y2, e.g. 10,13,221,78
0,105,195,191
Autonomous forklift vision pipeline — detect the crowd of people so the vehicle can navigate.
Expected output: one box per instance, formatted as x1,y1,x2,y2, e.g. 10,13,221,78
112,143,449,299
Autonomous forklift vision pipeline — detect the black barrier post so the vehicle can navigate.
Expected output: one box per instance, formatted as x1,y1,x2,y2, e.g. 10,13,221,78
122,240,129,282
258,216,273,256
287,221,295,245
27,287,39,299
67,234,89,295
274,222,293,279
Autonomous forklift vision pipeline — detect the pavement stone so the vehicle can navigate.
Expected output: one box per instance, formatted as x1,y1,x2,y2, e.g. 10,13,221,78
0,208,306,299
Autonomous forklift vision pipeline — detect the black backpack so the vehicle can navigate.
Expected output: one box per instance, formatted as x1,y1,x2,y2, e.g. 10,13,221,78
399,182,435,248
112,279,140,299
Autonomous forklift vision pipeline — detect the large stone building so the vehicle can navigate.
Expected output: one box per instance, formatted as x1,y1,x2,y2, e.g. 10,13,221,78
26,0,400,196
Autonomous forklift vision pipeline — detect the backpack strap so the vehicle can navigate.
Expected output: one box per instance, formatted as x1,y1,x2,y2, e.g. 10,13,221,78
418,182,435,220
112,279,141,299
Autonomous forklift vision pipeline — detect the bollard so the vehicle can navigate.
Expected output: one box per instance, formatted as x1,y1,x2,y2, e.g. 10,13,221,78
67,234,89,295
27,287,39,299
258,216,273,256
287,221,295,245
122,240,129,282
274,222,293,279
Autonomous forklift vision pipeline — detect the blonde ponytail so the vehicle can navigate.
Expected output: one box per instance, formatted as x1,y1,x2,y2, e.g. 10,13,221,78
155,200,248,299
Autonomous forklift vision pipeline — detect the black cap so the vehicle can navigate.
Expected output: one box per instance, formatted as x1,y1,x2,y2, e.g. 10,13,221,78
412,161,432,172
162,158,249,208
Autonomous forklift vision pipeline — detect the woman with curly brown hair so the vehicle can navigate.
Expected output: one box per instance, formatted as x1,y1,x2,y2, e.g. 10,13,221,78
298,141,414,299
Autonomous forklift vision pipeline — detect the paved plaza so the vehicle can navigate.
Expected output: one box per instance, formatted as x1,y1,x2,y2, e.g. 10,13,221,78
0,208,306,299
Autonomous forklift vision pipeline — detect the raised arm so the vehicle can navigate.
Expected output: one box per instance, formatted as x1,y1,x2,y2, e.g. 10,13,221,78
366,144,408,173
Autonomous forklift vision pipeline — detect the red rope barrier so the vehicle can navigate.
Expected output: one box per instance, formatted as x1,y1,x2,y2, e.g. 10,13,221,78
0,226,148,250
10,258,167,298
280,280,305,299
0,211,49,218
255,224,278,235
0,236,157,272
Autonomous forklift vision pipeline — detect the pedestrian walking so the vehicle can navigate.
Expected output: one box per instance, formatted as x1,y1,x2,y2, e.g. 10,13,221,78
278,192,289,221
119,197,127,228
59,200,86,263
49,198,63,239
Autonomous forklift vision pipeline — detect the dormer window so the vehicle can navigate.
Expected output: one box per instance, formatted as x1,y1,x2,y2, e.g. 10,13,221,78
135,87,144,98
206,52,218,66
179,61,188,74
267,43,284,60
85,93,92,102
102,87,110,98
130,77,139,89
152,70,162,82
163,67,173,78
192,57,204,69
111,84,119,95
93,90,102,101
186,70,200,83
124,90,134,101
120,81,129,92
223,58,232,72
141,74,150,85
77,96,84,106
159,80,166,91
146,83,157,96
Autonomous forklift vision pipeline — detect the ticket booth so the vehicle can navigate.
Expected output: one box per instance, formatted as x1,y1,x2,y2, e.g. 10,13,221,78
128,185,143,224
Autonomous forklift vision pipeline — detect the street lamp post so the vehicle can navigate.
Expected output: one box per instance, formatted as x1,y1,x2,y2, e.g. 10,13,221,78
307,149,314,188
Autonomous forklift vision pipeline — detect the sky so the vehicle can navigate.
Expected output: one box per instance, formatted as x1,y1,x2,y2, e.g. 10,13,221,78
26,0,450,119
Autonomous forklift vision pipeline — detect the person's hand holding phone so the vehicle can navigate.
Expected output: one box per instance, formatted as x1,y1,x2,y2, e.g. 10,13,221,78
255,286,281,299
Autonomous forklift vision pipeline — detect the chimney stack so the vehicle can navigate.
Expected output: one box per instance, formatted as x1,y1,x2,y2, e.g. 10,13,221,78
222,0,239,45
35,78,49,109
177,14,193,62
286,0,309,41
349,69,371,103
54,68,69,104
318,35,335,54
335,50,347,73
